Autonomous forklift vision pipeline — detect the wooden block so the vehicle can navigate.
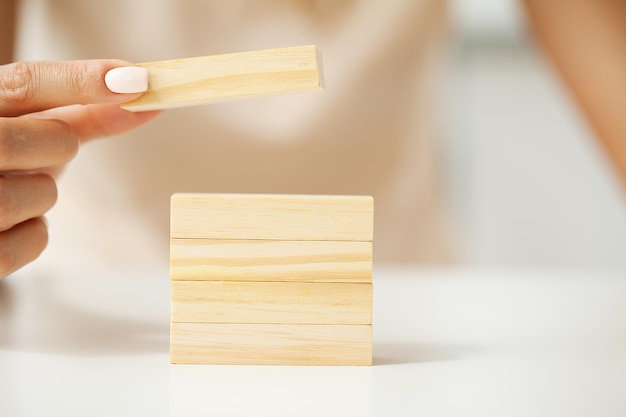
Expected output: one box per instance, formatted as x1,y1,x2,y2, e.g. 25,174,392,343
170,323,372,365
170,193,374,241
168,192,375,366
121,45,323,112
171,281,372,324
170,239,372,282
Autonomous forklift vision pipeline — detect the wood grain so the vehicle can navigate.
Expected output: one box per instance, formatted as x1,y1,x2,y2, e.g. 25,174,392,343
121,45,322,112
171,281,372,324
170,193,374,241
170,239,372,282
170,323,372,365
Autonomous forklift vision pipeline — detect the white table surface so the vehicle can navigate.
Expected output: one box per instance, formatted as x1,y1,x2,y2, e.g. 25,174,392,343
1,264,625,417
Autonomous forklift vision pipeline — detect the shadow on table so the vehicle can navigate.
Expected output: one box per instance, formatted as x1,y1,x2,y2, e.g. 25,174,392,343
0,272,169,357
374,343,480,365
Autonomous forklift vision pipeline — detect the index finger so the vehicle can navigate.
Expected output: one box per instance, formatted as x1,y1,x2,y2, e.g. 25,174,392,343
0,59,147,117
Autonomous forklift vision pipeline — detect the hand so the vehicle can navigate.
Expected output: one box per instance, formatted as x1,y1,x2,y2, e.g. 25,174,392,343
0,59,160,278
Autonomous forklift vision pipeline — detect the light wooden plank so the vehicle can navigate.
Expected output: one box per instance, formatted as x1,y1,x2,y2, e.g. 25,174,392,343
170,239,372,282
121,45,322,112
170,323,372,365
171,281,372,324
170,193,374,241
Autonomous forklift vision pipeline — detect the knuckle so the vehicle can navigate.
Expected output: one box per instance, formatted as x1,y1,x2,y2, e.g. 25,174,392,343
0,62,36,107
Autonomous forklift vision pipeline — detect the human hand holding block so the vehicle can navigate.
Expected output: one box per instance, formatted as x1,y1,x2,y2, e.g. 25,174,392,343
121,45,323,112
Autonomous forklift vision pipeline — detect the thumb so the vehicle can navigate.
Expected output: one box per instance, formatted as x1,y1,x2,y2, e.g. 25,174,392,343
0,59,148,117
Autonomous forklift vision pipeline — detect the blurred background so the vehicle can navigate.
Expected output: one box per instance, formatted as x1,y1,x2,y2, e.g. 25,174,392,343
443,0,626,269
9,0,626,271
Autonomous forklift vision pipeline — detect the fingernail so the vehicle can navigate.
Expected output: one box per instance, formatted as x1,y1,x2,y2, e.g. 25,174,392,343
104,66,148,94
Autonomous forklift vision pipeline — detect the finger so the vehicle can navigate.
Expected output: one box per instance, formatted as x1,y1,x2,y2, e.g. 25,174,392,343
0,60,148,117
0,217,48,279
28,103,161,143
0,117,79,170
0,174,57,230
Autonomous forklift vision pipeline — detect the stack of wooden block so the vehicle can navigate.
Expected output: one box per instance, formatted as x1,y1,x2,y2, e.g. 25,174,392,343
169,193,374,365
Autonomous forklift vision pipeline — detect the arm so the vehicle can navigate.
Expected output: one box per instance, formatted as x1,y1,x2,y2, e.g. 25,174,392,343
522,0,626,187
0,0,16,64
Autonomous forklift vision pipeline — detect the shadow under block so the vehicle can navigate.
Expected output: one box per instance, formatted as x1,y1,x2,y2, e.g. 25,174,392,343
169,193,374,365
170,193,374,241
171,281,372,324
170,323,372,366
121,45,323,112
170,239,372,282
